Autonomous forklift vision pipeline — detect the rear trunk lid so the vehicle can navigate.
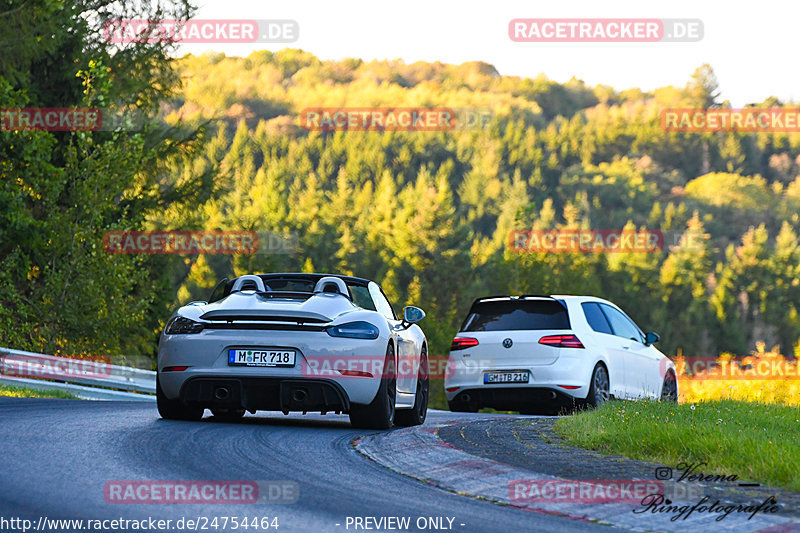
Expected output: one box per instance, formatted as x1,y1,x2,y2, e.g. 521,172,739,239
452,297,573,366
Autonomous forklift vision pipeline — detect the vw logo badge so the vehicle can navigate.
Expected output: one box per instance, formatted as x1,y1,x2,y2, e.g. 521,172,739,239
502,338,513,349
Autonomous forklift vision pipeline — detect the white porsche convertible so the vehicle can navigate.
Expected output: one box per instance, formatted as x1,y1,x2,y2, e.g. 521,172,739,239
157,273,429,429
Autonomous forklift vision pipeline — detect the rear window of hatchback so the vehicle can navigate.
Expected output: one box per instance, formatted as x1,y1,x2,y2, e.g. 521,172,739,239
461,299,570,332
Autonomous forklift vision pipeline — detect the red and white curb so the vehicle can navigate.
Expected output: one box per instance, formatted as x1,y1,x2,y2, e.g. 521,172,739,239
355,417,799,533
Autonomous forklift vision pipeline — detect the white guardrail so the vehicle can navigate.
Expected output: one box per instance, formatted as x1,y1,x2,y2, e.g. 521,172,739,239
0,347,155,401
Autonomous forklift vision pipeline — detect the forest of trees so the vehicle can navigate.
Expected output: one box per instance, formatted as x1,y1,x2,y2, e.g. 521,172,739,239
3,2,800,366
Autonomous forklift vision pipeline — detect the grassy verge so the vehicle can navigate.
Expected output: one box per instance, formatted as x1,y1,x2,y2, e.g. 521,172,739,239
0,383,78,399
553,399,800,492
429,379,447,410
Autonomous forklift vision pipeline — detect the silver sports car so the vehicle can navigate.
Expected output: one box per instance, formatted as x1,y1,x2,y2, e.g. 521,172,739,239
157,273,429,429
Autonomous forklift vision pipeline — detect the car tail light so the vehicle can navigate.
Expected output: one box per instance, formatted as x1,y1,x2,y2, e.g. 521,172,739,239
326,321,380,339
558,385,581,390
165,316,204,334
338,369,374,378
446,387,460,393
538,334,584,348
450,337,479,351
162,366,189,372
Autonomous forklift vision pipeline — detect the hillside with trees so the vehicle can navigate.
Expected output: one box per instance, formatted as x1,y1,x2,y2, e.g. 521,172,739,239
159,51,800,359
3,13,800,365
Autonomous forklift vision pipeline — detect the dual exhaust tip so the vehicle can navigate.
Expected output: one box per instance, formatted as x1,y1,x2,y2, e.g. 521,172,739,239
213,386,308,403
214,387,230,400
291,389,308,403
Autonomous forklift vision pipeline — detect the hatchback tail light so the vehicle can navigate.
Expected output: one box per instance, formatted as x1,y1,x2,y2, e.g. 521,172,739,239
538,334,584,348
450,337,479,351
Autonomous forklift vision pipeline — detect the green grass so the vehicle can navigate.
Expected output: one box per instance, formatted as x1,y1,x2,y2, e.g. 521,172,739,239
429,379,447,410
0,383,78,399
552,399,800,492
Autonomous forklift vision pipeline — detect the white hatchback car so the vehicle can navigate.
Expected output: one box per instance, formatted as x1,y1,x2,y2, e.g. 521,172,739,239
444,295,677,414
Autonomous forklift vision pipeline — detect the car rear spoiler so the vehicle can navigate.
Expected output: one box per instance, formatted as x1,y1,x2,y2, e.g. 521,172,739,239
199,309,332,323
468,294,566,312
471,294,556,304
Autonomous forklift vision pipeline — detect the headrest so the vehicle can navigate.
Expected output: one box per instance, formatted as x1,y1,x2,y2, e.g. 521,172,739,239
231,275,266,293
313,276,349,298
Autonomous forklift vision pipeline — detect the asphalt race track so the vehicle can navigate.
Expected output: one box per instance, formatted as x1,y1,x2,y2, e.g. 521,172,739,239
0,398,622,533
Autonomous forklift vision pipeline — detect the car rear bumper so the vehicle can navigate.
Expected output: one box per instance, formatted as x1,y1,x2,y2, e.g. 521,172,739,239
157,329,387,407
444,353,593,401
179,376,350,414
448,386,579,411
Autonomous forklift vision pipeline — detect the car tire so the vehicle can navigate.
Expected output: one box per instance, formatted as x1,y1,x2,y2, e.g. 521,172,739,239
660,371,678,402
585,364,610,408
349,344,396,430
211,408,246,421
395,346,429,427
156,376,203,421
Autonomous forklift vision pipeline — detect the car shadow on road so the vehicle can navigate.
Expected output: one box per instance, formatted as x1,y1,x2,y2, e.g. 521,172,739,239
202,411,355,429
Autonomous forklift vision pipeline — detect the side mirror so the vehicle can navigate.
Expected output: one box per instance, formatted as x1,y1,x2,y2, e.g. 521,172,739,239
645,332,660,346
402,306,426,327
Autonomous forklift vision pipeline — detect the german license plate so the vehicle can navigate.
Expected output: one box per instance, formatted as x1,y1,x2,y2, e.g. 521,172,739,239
484,370,529,384
228,349,295,367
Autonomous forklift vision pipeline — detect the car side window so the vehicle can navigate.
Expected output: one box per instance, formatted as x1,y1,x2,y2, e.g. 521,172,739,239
208,278,231,303
368,282,396,320
599,304,645,343
349,284,377,311
581,302,613,335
